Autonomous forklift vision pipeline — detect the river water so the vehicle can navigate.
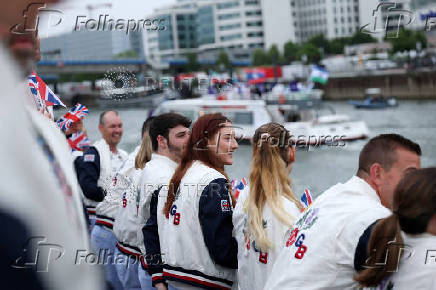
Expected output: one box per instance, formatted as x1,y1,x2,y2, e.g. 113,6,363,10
81,100,436,197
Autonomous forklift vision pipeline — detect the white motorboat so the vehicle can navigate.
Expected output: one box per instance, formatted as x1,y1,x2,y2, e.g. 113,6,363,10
154,98,370,146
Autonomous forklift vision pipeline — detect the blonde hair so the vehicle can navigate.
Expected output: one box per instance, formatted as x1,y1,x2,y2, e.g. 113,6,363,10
134,117,154,169
246,123,303,252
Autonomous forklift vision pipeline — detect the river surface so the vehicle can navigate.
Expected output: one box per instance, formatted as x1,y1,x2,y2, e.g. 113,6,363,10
80,100,436,197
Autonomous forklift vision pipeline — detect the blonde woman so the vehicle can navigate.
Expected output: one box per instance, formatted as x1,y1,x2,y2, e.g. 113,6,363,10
233,122,303,290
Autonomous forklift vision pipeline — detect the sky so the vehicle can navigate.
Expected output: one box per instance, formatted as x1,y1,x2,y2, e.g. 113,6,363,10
38,0,176,38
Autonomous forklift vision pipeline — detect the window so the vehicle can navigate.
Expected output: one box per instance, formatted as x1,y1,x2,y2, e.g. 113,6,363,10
245,0,259,5
245,10,262,16
177,15,184,21
217,1,239,9
219,23,241,30
220,33,242,41
218,13,240,20
247,31,263,37
246,20,262,27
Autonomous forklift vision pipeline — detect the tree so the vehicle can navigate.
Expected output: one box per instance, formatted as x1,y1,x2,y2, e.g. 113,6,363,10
186,52,199,72
266,44,280,65
113,50,138,59
350,31,377,44
327,37,352,54
283,41,299,64
252,48,267,66
388,28,428,53
307,34,329,55
297,43,321,64
216,50,231,72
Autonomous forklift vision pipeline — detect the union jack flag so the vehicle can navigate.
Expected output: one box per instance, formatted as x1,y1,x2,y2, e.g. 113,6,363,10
231,177,247,199
35,74,65,107
67,131,91,152
300,188,313,211
57,103,89,132
28,72,44,110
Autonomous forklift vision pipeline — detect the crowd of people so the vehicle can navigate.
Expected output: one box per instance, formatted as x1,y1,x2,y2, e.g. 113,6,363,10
1,2,436,290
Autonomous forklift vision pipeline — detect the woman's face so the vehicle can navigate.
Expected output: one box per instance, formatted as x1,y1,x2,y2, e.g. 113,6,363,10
207,122,238,167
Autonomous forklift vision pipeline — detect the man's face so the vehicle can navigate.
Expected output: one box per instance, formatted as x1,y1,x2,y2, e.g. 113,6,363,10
98,112,123,147
166,125,190,162
379,148,421,208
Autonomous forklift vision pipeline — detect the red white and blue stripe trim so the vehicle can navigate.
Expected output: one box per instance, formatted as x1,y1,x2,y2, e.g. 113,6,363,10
163,264,233,289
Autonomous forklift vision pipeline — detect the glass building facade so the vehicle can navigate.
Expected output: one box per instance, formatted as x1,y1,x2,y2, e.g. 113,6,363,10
196,6,215,46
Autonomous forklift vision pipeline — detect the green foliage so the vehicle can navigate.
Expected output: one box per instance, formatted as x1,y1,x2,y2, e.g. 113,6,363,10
350,31,377,44
283,41,299,64
216,50,231,72
252,48,267,66
113,50,138,59
266,44,280,64
327,37,352,54
307,34,330,53
388,28,428,53
297,43,321,64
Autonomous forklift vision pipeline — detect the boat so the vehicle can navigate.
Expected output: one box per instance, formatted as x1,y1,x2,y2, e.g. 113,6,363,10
153,98,370,145
349,88,398,109
269,104,370,146
153,99,271,142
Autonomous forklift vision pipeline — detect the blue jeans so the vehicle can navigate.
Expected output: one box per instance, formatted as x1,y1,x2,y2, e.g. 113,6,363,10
138,263,154,290
90,225,123,290
114,247,141,290
89,216,96,233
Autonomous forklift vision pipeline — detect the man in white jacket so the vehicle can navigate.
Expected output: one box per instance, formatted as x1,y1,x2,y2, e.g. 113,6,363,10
265,134,421,290
76,110,128,290
0,2,103,289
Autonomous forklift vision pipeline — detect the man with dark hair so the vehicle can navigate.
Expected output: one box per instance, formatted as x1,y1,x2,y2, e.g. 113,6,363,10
137,113,191,290
265,134,421,290
149,112,192,162
76,110,127,290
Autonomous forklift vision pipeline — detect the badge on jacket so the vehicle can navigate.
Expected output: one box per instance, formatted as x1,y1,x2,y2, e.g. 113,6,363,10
221,200,230,211
84,154,95,162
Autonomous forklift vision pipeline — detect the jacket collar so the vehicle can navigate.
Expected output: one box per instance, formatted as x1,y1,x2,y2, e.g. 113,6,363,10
345,175,383,205
151,153,178,169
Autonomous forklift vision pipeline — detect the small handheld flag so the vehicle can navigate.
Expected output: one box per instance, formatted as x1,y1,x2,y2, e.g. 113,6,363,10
231,178,247,199
309,65,329,85
68,131,91,152
35,74,66,107
57,103,89,132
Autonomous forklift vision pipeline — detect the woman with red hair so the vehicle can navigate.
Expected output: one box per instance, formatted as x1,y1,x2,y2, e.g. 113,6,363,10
143,113,239,290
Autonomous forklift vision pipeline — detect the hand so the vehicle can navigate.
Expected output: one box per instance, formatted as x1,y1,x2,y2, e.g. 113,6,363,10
155,282,167,290
38,107,53,121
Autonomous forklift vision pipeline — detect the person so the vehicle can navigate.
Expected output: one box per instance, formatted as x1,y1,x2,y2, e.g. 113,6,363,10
264,134,421,289
76,110,127,290
112,116,155,290
76,110,128,231
232,122,303,290
0,2,103,289
143,113,239,290
137,113,191,290
354,168,436,289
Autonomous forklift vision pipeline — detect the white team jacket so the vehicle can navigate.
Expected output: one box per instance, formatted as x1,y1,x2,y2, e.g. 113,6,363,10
157,161,236,289
233,185,300,290
93,144,131,230
137,153,178,255
112,146,146,256
264,176,391,290
84,138,127,222
0,43,103,290
372,233,436,290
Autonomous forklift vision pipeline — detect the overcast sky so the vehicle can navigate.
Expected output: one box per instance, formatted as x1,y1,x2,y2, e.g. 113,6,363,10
39,0,176,37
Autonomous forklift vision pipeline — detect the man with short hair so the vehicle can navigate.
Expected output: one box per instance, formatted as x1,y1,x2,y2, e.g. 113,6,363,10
76,110,128,290
265,134,421,290
138,113,191,290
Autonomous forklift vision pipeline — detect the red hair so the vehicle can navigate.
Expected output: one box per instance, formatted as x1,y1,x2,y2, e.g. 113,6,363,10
163,113,234,218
